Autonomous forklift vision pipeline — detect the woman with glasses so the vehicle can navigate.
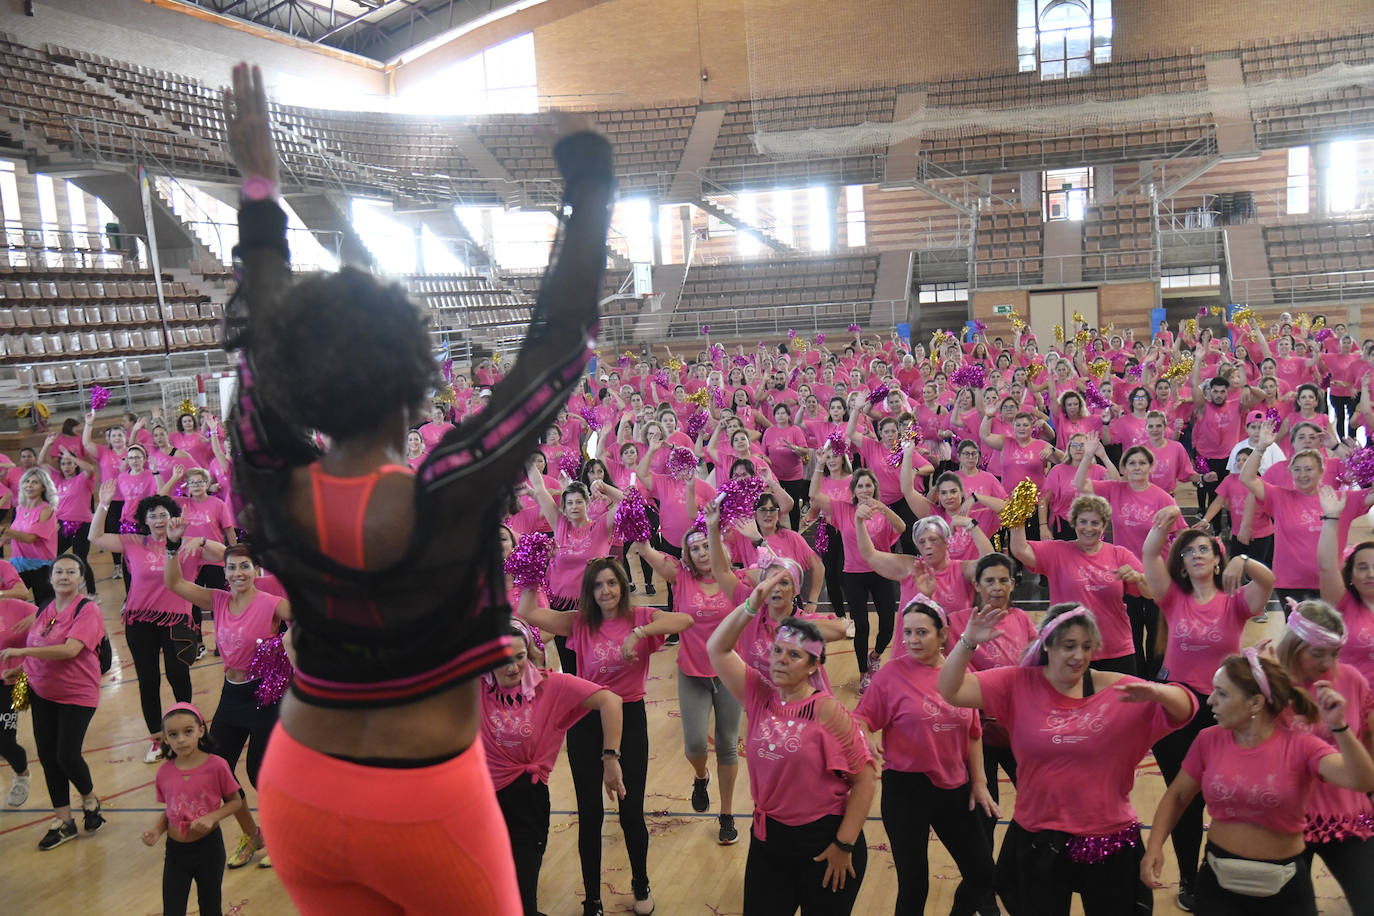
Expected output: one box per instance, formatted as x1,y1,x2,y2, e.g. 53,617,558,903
5,467,59,608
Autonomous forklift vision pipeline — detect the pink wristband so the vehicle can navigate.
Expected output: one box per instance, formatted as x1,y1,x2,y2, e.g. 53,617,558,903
241,176,277,201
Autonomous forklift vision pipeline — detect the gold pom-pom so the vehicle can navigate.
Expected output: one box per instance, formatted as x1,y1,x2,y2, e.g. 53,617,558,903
665,358,684,373
1088,359,1110,380
10,671,28,712
1230,307,1258,325
1010,313,1026,332
434,385,456,406
1312,316,1326,331
1027,362,1046,382
686,389,711,409
1072,310,1086,325
1296,313,1311,333
1162,358,1194,382
492,351,504,365
1209,306,1224,317
1053,324,1064,343
1184,318,1197,338
794,339,810,353
177,398,196,416
1074,330,1090,350
999,480,1040,528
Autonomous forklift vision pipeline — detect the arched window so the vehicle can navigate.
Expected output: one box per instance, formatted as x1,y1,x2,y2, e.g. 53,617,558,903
1018,0,1112,79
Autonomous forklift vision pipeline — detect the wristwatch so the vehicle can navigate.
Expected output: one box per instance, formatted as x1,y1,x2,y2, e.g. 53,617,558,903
601,748,621,760
832,837,857,854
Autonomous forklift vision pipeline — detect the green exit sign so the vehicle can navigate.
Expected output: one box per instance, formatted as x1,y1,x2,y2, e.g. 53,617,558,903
992,304,1014,315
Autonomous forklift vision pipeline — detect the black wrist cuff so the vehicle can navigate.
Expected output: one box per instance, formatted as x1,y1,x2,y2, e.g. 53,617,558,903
234,199,290,262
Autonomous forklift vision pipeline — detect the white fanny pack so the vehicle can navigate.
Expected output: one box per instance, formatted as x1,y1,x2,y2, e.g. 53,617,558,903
1205,851,1297,897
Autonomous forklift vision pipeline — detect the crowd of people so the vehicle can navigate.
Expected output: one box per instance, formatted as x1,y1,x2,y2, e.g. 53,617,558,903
3,61,1374,916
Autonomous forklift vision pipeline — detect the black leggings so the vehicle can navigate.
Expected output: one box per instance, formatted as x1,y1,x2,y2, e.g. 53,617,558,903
622,542,654,593
28,690,95,809
997,819,1153,916
163,827,225,916
193,564,226,641
496,776,552,916
1124,595,1160,678
1306,836,1374,916
1332,394,1356,440
57,522,97,593
1151,689,1215,891
842,571,897,672
820,525,847,619
660,541,683,613
744,814,867,915
881,770,997,916
890,497,917,555
19,564,53,610
125,619,195,735
1197,457,1229,513
210,679,278,789
567,698,650,904
980,739,1018,849
0,704,28,773
1195,842,1314,916
780,477,808,531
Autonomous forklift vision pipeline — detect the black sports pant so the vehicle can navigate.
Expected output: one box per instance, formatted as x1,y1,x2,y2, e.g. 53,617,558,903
842,571,897,672
567,697,650,904
162,827,225,916
124,619,195,735
28,690,95,809
882,770,997,916
743,813,867,915
496,776,552,916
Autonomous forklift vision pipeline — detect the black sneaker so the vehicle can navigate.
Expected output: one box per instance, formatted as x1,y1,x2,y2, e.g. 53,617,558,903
38,818,77,851
665,633,679,646
581,900,603,916
1177,886,1195,913
718,814,738,845
690,774,710,812
82,800,105,833
644,584,657,596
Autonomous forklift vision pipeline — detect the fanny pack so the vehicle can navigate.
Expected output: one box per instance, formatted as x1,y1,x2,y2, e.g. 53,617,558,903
1205,851,1296,897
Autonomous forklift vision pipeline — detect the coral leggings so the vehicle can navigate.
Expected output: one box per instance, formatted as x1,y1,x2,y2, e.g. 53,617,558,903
257,723,521,916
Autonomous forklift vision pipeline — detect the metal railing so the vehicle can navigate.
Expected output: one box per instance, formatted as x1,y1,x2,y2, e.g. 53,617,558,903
639,298,907,343
918,125,1218,178
1232,270,1374,307
971,249,1162,289
2,224,144,269
7,349,231,419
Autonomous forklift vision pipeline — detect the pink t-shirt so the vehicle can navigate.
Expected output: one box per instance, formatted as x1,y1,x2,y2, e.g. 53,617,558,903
648,476,717,545
947,606,1037,671
1215,474,1274,539
120,538,198,625
671,562,749,678
155,754,241,839
1090,481,1184,560
116,471,158,523
1291,664,1374,841
1156,583,1253,694
736,609,836,694
762,425,808,481
10,504,57,562
977,666,1195,834
568,605,664,702
854,653,980,788
1112,415,1150,449
0,559,20,594
54,472,94,524
180,496,235,546
1182,725,1332,835
1258,483,1363,589
999,438,1051,491
1027,540,1143,661
1192,395,1245,460
743,669,873,836
547,515,613,601
419,421,455,451
1148,439,1196,494
856,437,903,504
210,590,284,672
826,499,897,574
0,597,38,653
23,595,105,707
481,671,600,790
726,528,816,572
1045,463,1101,524
898,560,973,621
1337,593,1374,688
93,444,124,484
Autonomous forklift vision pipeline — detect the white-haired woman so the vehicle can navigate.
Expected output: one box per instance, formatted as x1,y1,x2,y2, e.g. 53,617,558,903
4,467,59,607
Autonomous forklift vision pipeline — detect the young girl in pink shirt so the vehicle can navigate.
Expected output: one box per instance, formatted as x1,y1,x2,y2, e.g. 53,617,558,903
143,702,242,916
1277,601,1374,912
1142,510,1275,910
942,603,1197,916
707,572,876,916
855,600,998,916
1143,650,1374,916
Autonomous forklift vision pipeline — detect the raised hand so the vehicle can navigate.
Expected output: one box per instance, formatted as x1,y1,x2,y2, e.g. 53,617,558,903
1314,681,1349,734
222,62,280,187
98,479,117,507
1319,485,1346,519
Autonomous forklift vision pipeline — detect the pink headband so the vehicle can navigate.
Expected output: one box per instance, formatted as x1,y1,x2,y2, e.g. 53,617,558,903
756,544,802,591
1286,606,1346,650
901,594,947,629
1020,606,1092,667
776,625,824,659
163,701,205,723
1241,646,1274,704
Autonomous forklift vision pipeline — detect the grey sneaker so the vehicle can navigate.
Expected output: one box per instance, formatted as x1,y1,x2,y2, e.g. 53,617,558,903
6,773,29,807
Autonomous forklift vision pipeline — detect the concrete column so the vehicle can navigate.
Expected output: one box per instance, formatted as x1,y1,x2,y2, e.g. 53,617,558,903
1313,143,1332,214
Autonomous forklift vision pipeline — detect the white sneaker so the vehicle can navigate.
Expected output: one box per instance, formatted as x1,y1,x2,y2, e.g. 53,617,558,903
844,618,856,639
6,773,29,806
144,741,164,764
1253,612,1269,624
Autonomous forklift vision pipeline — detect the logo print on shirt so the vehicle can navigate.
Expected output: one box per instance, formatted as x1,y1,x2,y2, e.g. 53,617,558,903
1040,705,1107,743
1205,771,1282,816
754,714,805,760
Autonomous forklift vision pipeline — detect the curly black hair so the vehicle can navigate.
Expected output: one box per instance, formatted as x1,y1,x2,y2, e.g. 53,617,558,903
254,267,439,440
134,494,182,535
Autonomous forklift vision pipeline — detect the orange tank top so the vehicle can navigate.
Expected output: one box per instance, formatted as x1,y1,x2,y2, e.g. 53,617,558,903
308,463,413,568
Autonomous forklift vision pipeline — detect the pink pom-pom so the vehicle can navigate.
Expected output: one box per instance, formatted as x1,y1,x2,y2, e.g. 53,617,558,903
732,355,751,368
815,333,825,345
716,476,766,528
711,386,729,410
1197,306,1209,318
666,446,698,481
885,447,904,469
701,324,711,336
685,409,709,441
1083,381,1111,410
813,515,829,553
504,532,553,592
89,385,110,412
441,358,454,383
558,453,581,480
950,364,986,390
971,319,987,334
824,429,852,456
866,384,890,408
709,343,725,362
613,487,653,544
579,406,603,431
1340,447,1374,488
1320,372,1333,389
847,323,861,333
652,369,670,389
617,354,632,369
1265,407,1282,427
247,635,293,706
1193,453,1211,476
1314,328,1335,343
787,367,800,388
787,328,797,340
1126,363,1143,380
